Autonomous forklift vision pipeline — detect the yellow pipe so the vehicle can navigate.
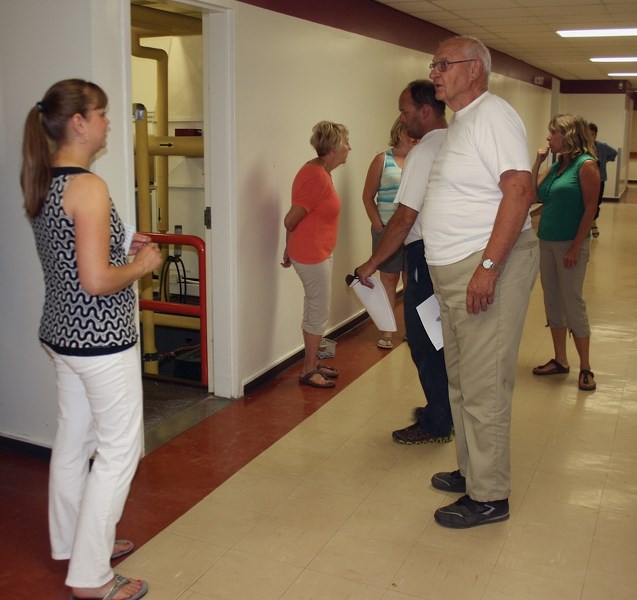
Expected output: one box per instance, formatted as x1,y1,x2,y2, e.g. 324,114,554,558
147,135,204,157
132,34,169,235
133,104,152,232
153,314,200,330
133,103,159,375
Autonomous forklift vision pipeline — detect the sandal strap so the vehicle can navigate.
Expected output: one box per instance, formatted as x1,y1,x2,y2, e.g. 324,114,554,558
103,575,130,600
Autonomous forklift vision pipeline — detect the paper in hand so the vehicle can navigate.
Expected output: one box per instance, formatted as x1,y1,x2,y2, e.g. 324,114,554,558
416,294,444,350
348,275,397,332
123,223,136,255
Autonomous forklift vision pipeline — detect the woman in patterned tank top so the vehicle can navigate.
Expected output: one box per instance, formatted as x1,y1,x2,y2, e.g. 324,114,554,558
21,79,162,600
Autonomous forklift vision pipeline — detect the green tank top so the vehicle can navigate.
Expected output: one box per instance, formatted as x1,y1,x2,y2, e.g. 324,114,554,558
537,154,595,241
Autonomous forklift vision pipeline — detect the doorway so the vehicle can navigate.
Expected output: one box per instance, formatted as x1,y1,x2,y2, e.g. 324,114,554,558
130,0,233,449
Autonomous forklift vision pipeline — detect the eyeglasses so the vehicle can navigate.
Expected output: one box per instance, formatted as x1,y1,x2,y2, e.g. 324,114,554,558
429,59,475,72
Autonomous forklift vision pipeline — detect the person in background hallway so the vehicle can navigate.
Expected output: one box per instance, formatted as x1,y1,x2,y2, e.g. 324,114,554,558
423,36,539,528
281,121,351,388
361,117,416,349
21,79,162,599
355,80,452,445
532,114,600,392
588,122,617,238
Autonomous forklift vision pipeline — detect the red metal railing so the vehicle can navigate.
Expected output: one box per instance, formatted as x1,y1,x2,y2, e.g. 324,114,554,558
138,233,208,386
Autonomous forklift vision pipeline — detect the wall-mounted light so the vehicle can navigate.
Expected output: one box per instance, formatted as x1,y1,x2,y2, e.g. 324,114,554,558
557,28,637,37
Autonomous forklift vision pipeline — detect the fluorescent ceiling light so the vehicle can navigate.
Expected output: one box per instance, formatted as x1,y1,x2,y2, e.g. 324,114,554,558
608,72,637,77
557,28,637,38
591,57,637,63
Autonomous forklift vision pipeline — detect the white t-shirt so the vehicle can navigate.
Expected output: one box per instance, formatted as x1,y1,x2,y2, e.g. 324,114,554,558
394,128,446,246
421,92,532,266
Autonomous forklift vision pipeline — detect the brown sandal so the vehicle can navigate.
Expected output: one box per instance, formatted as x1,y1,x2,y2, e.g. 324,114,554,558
532,359,570,376
317,364,339,379
579,369,596,391
299,369,336,388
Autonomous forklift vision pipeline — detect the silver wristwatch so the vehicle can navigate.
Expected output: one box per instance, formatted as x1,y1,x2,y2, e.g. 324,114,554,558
481,258,504,271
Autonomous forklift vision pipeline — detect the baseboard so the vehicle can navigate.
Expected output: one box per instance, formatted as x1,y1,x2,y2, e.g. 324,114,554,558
0,436,51,461
243,311,372,395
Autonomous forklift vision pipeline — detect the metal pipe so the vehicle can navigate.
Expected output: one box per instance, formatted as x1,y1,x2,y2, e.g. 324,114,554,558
133,103,159,375
153,314,200,330
147,135,204,157
139,233,208,386
132,34,169,235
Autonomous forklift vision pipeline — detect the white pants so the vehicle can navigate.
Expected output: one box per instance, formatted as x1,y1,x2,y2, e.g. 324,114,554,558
45,345,143,588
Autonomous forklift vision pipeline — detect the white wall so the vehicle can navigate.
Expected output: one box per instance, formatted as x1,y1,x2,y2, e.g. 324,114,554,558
0,0,554,447
0,0,134,446
560,93,629,198
233,7,555,384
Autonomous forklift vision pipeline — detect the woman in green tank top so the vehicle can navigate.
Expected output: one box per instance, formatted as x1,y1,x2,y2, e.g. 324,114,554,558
531,114,600,392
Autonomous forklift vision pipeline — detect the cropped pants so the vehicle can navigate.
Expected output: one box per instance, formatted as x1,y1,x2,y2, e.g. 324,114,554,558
539,239,591,338
45,345,143,589
291,256,333,336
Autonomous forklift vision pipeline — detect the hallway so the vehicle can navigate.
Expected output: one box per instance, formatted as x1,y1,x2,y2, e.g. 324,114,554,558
1,197,636,600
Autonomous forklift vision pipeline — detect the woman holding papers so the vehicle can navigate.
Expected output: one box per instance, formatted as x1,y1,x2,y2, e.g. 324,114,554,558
281,121,351,388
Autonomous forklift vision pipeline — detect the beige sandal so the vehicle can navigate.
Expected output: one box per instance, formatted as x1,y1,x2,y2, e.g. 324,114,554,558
377,336,393,349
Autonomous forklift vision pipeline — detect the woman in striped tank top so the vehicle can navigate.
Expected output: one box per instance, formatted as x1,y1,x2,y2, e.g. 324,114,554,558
362,118,417,349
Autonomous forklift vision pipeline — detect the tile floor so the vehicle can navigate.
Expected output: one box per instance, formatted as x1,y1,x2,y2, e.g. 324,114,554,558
1,198,636,600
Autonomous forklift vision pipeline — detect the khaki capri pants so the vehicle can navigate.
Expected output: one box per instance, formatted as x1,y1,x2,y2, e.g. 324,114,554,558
539,239,591,338
291,256,333,336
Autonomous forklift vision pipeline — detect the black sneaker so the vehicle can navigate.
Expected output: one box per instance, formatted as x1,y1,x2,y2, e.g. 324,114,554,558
392,423,452,445
434,495,509,529
431,470,466,493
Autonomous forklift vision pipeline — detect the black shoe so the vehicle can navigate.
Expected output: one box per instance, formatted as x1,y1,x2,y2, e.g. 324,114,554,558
431,470,466,493
434,495,509,529
392,423,452,445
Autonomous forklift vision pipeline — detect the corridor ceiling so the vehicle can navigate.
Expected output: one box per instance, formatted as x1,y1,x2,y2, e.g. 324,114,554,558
374,0,637,86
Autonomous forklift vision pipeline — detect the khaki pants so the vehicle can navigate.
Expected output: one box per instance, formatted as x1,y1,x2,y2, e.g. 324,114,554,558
291,256,333,336
429,228,538,501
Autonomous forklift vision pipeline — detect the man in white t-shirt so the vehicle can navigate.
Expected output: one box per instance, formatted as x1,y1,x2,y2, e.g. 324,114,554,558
355,80,451,445
424,36,539,529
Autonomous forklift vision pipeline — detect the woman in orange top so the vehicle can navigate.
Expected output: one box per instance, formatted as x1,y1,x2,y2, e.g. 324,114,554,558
281,121,351,388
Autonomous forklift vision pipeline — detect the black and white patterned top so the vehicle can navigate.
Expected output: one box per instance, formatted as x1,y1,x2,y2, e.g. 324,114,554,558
32,167,137,356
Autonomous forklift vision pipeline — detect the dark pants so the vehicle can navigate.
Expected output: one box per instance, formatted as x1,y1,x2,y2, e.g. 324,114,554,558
594,181,605,220
403,240,452,436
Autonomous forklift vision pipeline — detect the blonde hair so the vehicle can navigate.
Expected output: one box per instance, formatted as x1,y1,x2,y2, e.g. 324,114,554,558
549,114,597,160
310,121,349,157
20,79,108,219
388,117,405,148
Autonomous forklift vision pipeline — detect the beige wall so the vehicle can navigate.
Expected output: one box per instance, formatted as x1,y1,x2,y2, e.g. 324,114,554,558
232,5,553,385
560,93,629,198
